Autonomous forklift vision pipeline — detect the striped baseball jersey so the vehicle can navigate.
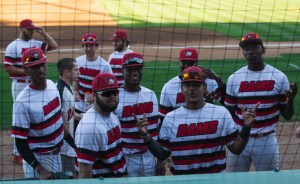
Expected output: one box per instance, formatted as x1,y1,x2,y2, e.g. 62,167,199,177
75,55,113,112
75,108,127,177
225,64,289,134
159,103,238,175
159,75,218,118
56,79,76,157
11,79,64,154
108,49,133,86
4,38,48,80
114,87,160,154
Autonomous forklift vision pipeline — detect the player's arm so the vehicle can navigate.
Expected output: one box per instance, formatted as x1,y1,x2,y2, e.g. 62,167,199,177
3,65,26,75
63,123,75,149
73,80,81,101
227,103,259,155
78,162,93,178
134,113,171,161
36,26,58,51
15,138,54,179
280,83,297,120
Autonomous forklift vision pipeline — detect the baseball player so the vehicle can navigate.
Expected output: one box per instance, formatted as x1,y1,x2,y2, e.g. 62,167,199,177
108,29,133,86
113,52,161,177
159,48,226,121
74,33,113,131
225,32,297,172
75,73,127,178
11,48,74,180
56,58,80,178
3,19,58,165
135,66,259,175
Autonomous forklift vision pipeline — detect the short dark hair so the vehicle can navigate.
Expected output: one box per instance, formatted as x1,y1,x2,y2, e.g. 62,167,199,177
57,58,76,76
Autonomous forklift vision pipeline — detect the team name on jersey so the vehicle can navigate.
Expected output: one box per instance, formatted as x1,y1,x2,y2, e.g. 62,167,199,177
239,80,275,92
107,126,121,145
43,97,60,116
177,121,219,137
79,67,100,77
176,92,185,104
110,58,123,65
122,102,153,118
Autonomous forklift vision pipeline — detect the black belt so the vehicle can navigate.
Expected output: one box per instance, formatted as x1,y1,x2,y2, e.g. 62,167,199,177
38,147,61,155
250,130,275,138
16,79,31,83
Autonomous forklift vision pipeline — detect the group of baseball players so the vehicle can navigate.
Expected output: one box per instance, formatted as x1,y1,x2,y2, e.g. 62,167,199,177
3,19,298,180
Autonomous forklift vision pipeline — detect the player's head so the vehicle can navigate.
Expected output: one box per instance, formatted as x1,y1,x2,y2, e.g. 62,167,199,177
81,33,99,57
19,19,37,41
122,52,144,86
22,48,48,85
110,29,129,52
181,66,206,105
239,32,265,67
179,48,199,73
57,58,78,83
92,73,120,112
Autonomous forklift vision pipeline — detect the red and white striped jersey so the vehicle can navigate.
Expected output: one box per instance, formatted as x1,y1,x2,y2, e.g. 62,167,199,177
75,55,112,112
114,87,160,154
159,103,238,175
159,75,218,118
108,49,133,86
225,64,289,134
4,38,48,79
56,79,76,157
11,80,64,154
75,108,127,177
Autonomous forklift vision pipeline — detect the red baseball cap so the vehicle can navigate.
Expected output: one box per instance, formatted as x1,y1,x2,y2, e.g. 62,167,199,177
92,73,120,92
122,52,144,68
239,32,263,48
22,48,48,67
82,33,98,45
110,29,128,41
181,66,205,83
179,48,198,61
19,19,37,29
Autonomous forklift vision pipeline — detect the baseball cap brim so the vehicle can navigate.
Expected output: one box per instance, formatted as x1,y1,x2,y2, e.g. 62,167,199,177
82,41,99,45
181,79,205,83
23,58,48,67
95,86,122,92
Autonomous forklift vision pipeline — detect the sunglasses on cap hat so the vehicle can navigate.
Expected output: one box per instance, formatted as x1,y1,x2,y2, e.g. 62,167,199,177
82,37,97,42
241,33,260,41
96,90,119,97
182,71,205,81
124,57,143,65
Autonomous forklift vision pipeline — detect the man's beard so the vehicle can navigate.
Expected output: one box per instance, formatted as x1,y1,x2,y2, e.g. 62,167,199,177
115,43,125,52
95,95,118,112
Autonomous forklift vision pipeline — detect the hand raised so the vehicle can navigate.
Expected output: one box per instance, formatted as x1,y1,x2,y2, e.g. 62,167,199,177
241,102,260,128
133,113,149,136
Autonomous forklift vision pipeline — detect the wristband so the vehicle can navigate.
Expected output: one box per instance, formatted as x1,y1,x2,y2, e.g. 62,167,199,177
140,133,150,139
239,126,251,140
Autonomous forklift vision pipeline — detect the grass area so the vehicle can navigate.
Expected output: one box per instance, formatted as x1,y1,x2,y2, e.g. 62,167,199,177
99,0,300,41
1,54,300,130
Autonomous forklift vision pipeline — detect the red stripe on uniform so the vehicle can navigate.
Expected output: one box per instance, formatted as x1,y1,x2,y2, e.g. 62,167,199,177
27,126,63,143
173,153,226,165
77,152,96,162
31,113,62,130
11,129,28,137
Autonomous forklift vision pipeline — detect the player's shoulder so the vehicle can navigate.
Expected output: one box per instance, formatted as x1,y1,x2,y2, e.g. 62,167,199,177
75,55,86,62
140,86,156,94
265,64,285,75
164,76,181,87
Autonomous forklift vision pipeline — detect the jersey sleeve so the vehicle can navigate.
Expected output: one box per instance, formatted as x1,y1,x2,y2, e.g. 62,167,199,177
4,43,17,67
223,109,239,146
279,74,289,104
225,74,237,107
159,84,175,117
11,101,30,139
158,116,172,151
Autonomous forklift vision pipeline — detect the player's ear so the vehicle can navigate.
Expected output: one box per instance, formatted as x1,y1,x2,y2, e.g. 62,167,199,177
262,46,266,54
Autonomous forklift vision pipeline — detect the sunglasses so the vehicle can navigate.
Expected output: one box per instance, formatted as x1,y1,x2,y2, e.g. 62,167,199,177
182,71,204,81
124,57,143,65
96,90,119,97
241,33,260,41
82,36,97,42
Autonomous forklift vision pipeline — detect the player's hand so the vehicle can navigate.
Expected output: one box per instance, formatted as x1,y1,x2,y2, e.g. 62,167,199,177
296,126,300,139
36,165,55,180
156,160,166,176
241,102,260,127
35,26,47,37
285,83,297,102
202,68,219,80
133,113,149,136
73,91,81,102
